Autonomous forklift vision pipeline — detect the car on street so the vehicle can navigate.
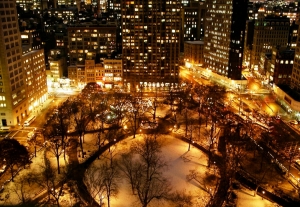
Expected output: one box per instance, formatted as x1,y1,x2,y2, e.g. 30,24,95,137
27,131,36,141
290,120,298,125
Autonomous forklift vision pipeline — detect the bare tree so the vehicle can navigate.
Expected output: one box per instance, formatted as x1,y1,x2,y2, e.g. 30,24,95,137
84,161,121,207
169,190,193,207
183,107,195,151
120,135,172,207
101,161,120,207
48,170,70,207
226,143,245,176
38,156,55,201
183,106,189,138
186,170,210,195
38,156,70,207
194,85,207,141
126,97,145,138
148,98,158,121
27,133,40,157
10,173,35,205
110,92,131,127
84,166,106,205
0,139,30,182
47,138,64,174
119,152,140,195
70,99,91,158
55,102,71,160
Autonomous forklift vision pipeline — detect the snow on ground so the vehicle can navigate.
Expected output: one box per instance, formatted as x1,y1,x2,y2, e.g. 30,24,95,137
0,143,70,206
88,134,214,207
0,121,277,207
234,187,276,207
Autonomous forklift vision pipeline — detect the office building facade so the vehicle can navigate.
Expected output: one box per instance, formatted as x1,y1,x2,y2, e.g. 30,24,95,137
68,59,122,88
22,49,48,114
0,0,28,126
291,26,300,91
184,41,204,67
204,0,248,80
121,0,181,91
182,0,206,42
268,46,294,85
250,9,290,71
68,23,117,66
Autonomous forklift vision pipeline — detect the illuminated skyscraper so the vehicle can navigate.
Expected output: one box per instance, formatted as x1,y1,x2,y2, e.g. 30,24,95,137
291,26,300,91
67,22,117,66
204,0,248,80
182,0,206,42
0,1,48,127
121,0,181,90
16,0,41,10
250,9,289,71
0,0,28,126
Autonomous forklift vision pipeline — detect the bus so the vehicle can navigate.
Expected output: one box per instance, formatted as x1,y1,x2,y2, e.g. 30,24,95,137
24,115,36,126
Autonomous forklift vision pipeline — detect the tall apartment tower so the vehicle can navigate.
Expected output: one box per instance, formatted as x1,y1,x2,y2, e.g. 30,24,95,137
291,25,300,91
250,8,290,71
0,0,28,126
182,0,206,42
67,23,117,66
16,0,42,10
121,0,181,91
204,0,248,80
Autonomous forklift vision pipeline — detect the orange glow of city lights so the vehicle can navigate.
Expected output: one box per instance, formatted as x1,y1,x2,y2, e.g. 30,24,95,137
248,82,260,91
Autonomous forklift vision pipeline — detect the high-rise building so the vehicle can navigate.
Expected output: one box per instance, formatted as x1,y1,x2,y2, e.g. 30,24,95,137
47,7,77,23
249,9,290,71
291,25,300,91
182,0,206,42
49,49,66,83
288,21,299,49
204,0,248,80
68,22,117,66
267,46,294,86
121,0,181,91
0,0,28,126
22,49,48,114
56,0,77,7
16,0,41,10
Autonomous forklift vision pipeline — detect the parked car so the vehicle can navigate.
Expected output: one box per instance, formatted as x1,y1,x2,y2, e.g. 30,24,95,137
290,120,298,125
0,165,6,173
27,131,36,141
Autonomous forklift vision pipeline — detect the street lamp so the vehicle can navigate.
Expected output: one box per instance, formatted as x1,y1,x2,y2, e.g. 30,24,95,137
99,195,104,206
